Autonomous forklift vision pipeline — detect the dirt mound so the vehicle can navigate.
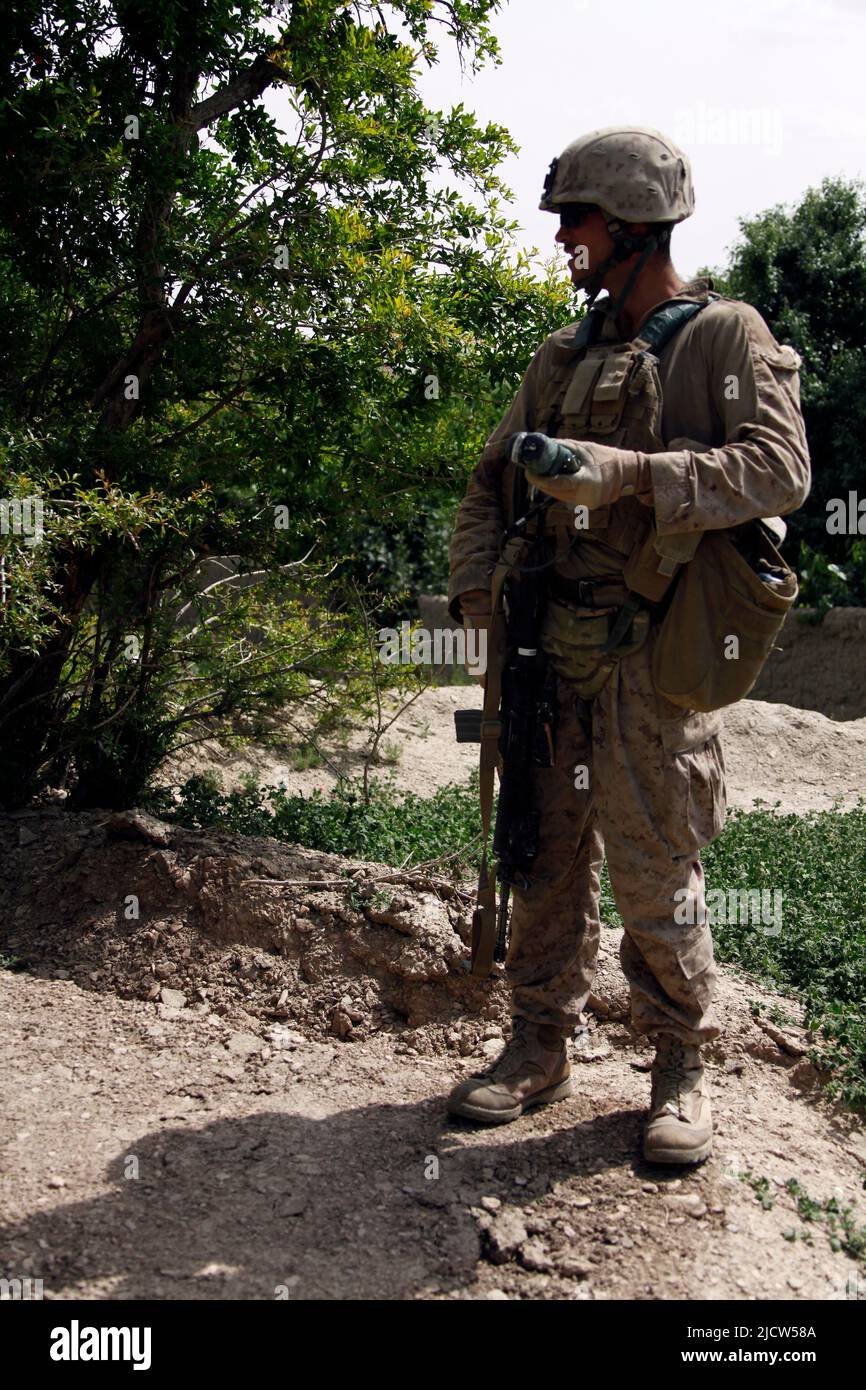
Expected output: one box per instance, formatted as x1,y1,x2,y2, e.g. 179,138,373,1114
749,607,866,721
0,806,489,1050
721,700,866,814
0,803,843,1073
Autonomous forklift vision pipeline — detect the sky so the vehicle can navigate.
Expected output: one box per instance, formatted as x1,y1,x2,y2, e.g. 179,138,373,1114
411,0,866,280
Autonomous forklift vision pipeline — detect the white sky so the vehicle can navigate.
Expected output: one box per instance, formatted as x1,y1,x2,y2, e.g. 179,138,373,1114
414,0,866,279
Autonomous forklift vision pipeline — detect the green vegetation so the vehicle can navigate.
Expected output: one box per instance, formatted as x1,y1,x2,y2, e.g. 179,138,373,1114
143,768,483,867
703,802,866,1109
608,800,866,1110
0,1,572,811
736,1167,866,1268
784,1178,866,1263
709,175,866,609
742,1170,777,1212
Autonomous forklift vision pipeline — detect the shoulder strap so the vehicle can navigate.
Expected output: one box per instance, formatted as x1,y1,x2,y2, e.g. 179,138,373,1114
548,294,717,439
633,293,719,355
471,532,527,975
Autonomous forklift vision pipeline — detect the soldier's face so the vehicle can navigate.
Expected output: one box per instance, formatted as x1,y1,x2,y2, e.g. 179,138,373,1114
555,208,614,286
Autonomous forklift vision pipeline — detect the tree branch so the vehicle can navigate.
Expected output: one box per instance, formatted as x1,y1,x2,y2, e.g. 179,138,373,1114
185,54,290,134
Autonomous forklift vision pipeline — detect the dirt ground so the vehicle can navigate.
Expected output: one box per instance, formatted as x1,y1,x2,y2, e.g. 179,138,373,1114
2,684,866,1302
161,687,866,816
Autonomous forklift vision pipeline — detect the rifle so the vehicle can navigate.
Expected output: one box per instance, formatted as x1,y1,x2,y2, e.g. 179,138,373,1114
454,431,582,974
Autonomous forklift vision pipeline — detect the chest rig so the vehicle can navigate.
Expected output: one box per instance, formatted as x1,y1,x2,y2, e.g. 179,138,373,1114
501,293,719,691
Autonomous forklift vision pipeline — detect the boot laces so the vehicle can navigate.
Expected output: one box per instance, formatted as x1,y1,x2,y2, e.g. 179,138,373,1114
657,1035,687,1077
490,1017,556,1082
654,1036,688,1114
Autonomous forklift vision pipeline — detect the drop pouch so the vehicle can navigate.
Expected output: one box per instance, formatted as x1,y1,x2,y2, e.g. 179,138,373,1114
650,518,798,712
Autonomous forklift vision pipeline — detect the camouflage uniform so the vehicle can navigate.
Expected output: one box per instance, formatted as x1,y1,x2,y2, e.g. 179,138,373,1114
445,130,810,1157
448,283,810,1046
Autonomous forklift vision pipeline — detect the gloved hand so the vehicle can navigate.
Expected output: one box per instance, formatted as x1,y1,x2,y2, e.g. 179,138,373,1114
459,589,490,686
525,440,653,510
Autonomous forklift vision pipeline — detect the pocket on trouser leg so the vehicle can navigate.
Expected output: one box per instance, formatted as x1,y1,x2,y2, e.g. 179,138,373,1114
658,712,726,859
675,926,717,1016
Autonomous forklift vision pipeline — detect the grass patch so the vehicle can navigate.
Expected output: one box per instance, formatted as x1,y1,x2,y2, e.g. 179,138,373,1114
703,802,866,1110
784,1177,866,1263
142,769,483,870
601,801,866,1111
288,741,325,771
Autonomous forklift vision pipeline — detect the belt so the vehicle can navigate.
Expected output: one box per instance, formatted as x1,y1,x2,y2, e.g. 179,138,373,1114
547,573,630,609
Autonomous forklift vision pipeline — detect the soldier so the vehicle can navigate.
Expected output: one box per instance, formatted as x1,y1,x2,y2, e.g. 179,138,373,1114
445,127,810,1164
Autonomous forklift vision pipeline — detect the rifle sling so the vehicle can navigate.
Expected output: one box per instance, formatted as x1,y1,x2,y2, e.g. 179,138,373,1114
471,532,528,976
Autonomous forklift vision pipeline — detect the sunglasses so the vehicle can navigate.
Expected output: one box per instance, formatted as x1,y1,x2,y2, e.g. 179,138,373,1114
558,203,598,229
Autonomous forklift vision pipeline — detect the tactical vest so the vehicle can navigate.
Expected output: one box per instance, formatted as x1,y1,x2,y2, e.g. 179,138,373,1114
500,294,718,695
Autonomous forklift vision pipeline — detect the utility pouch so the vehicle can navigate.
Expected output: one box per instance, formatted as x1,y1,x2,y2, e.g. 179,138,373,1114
539,596,651,697
650,519,798,711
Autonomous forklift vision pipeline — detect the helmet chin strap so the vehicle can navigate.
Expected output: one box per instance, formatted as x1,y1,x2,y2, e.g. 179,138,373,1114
578,253,617,311
578,220,659,326
606,232,659,324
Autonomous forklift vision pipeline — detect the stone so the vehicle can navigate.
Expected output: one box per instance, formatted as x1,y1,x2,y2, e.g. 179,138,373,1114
519,1239,553,1274
106,810,173,846
486,1210,528,1264
225,1031,262,1058
265,1026,306,1049
664,1193,707,1218
160,988,187,1010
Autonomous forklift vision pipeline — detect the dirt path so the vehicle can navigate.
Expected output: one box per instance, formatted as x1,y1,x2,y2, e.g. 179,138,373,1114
160,691,866,816
1,802,864,1302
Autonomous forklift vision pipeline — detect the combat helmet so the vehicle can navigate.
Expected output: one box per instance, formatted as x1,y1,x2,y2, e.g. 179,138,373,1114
539,126,694,314
539,126,694,224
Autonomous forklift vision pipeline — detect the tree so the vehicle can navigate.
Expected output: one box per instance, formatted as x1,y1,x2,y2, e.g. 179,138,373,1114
0,0,571,807
709,177,866,606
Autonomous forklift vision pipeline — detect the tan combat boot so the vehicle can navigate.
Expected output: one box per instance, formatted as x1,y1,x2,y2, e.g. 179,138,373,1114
446,1017,572,1124
643,1033,713,1165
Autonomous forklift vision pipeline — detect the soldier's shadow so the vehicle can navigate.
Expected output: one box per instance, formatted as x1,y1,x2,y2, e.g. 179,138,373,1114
1,1096,650,1299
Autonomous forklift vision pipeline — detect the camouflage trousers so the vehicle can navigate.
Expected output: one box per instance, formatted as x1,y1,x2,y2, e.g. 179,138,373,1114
504,623,726,1046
